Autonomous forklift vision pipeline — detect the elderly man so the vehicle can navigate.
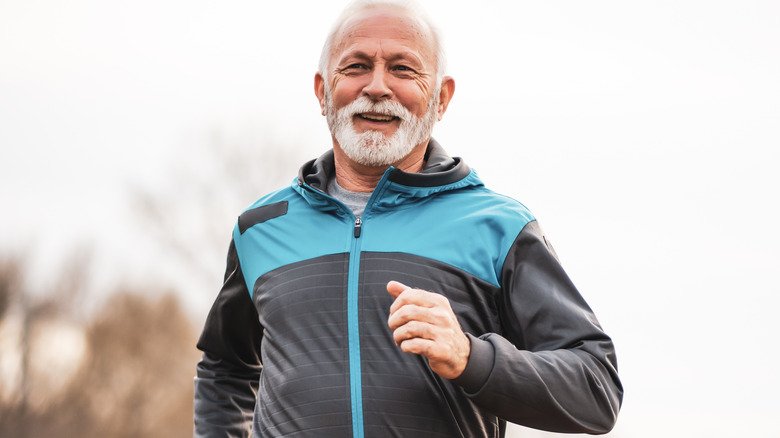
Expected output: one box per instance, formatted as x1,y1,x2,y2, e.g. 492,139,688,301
194,1,623,437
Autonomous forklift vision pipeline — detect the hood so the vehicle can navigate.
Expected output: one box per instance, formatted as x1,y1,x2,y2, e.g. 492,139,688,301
293,139,483,212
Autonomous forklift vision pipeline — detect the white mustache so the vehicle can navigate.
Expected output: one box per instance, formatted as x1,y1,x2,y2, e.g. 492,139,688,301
339,96,412,120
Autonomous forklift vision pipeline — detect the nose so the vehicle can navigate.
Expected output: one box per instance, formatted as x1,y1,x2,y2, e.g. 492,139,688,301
362,67,393,101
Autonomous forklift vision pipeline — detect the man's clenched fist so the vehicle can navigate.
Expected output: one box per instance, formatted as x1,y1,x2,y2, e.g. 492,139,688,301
386,280,471,380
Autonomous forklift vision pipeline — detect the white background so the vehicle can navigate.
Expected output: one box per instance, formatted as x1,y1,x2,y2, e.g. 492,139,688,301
1,1,779,436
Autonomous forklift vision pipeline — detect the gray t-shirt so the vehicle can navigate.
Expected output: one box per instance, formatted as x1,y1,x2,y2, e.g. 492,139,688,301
326,175,372,217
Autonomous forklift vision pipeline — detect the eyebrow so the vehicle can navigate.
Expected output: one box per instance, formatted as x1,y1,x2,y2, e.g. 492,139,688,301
337,50,425,68
338,51,373,64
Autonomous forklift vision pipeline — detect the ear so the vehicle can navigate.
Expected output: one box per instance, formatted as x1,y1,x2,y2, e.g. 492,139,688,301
436,76,455,121
314,72,327,116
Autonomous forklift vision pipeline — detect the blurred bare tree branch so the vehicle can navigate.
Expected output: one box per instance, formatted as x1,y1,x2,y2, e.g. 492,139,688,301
131,128,307,308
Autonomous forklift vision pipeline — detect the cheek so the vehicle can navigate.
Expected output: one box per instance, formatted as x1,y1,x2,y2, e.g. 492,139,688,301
414,78,432,95
330,77,364,105
405,80,434,114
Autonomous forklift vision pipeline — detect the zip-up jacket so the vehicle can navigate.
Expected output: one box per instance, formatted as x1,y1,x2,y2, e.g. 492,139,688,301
194,140,623,437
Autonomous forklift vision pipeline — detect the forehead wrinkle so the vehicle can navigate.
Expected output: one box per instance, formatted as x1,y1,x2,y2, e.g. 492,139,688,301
330,9,436,70
342,30,425,53
337,42,425,68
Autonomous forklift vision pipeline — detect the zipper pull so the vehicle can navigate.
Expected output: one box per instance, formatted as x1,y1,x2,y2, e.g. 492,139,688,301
353,217,362,238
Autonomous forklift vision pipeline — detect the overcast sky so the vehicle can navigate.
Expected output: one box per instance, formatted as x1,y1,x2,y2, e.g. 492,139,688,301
2,1,779,436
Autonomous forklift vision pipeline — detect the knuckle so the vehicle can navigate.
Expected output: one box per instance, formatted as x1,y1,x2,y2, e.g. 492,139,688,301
407,320,425,334
399,304,418,320
405,290,422,303
400,288,418,299
390,297,406,311
393,327,407,343
431,308,450,323
401,339,418,353
386,315,399,330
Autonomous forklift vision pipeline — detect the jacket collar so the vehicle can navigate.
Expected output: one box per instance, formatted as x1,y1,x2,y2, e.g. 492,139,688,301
297,138,472,190
294,139,483,213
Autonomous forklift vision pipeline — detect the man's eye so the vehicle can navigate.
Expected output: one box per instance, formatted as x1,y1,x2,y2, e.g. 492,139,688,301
346,63,368,70
393,65,413,72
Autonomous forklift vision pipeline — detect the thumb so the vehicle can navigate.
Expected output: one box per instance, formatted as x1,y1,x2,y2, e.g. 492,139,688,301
386,280,409,299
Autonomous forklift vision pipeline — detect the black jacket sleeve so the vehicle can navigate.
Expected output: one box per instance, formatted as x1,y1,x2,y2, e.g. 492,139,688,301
194,239,264,437
454,220,623,434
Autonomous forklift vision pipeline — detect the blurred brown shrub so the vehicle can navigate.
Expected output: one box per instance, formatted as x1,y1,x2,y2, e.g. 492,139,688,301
0,256,200,438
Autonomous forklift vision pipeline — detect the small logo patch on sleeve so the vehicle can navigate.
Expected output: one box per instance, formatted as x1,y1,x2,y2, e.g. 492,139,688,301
238,201,288,234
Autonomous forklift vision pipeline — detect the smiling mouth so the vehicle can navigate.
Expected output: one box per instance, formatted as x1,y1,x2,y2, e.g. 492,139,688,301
356,113,399,122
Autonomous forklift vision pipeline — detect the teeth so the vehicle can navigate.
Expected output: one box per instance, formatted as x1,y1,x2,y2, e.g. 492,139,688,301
360,113,394,122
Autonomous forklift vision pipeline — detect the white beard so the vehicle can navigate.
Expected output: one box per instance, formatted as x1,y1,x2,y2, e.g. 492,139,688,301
325,90,439,167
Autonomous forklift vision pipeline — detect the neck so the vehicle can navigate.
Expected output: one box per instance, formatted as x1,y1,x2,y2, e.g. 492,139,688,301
333,141,428,192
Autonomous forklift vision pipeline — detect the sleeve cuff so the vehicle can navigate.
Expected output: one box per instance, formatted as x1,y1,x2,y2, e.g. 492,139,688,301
452,333,495,394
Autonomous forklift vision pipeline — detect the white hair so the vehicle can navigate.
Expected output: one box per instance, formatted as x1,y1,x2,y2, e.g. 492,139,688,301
318,0,447,85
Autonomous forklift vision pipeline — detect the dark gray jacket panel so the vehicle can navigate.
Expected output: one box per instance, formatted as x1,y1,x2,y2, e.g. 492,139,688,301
456,220,623,434
251,254,352,437
195,240,263,437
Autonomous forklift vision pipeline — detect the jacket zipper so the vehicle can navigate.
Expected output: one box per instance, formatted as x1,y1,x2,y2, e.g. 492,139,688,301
347,215,364,438
299,171,393,438
353,217,362,237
